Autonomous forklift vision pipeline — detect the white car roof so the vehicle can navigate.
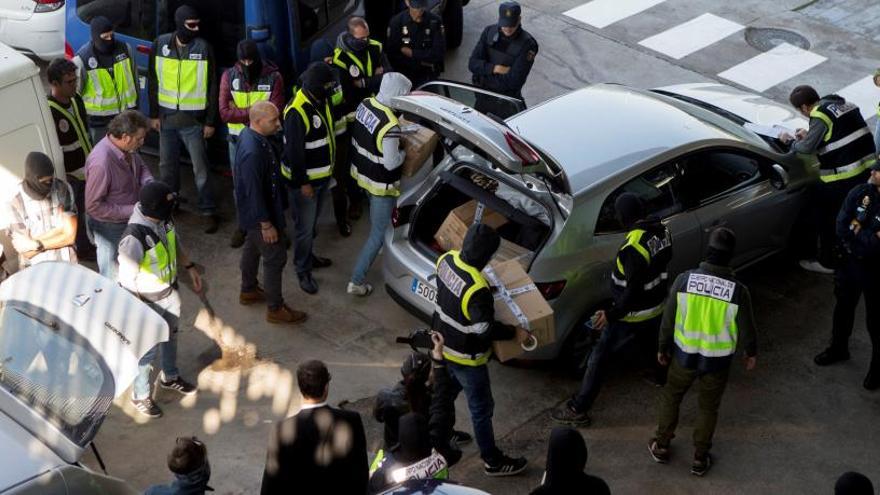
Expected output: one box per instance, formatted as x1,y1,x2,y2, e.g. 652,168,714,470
0,412,63,490
0,42,39,91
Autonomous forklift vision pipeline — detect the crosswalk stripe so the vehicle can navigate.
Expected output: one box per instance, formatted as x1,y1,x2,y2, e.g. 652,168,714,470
563,0,667,29
639,13,744,60
718,43,827,92
836,75,878,122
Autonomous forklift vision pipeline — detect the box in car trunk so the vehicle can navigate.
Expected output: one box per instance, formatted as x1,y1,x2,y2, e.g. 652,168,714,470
400,118,440,177
484,259,555,362
434,200,532,268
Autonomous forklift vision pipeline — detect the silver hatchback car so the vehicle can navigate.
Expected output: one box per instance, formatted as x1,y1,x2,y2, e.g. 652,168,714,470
382,82,816,367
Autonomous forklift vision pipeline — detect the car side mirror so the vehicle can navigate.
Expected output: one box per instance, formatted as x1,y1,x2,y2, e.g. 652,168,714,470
770,164,789,190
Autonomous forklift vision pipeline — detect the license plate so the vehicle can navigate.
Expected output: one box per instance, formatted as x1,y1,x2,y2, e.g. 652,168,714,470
411,277,437,304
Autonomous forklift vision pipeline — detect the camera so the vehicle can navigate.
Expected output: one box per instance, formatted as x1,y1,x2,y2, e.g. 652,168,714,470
395,328,434,352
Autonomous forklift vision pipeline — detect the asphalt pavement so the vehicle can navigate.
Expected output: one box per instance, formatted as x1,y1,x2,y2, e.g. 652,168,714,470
79,0,880,493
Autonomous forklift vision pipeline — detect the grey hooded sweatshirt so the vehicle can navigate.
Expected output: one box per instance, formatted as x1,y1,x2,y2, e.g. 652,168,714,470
374,72,412,171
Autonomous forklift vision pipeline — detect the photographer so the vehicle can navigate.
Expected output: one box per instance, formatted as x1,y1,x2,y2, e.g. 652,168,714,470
375,332,466,466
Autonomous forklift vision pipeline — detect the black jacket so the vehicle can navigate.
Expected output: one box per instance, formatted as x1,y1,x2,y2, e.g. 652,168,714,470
260,405,368,494
386,10,445,86
468,24,538,98
232,127,286,231
836,182,880,265
606,220,672,321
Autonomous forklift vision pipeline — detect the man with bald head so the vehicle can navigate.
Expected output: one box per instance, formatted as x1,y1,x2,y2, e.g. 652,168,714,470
234,100,307,325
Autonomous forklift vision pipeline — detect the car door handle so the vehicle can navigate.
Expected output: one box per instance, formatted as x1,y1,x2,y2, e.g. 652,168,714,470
703,220,727,233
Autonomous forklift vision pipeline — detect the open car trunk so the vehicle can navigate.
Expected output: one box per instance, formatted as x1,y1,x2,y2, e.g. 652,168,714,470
410,164,553,267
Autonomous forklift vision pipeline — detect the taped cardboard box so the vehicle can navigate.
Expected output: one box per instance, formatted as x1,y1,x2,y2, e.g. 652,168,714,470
434,200,508,251
483,259,555,362
399,118,440,177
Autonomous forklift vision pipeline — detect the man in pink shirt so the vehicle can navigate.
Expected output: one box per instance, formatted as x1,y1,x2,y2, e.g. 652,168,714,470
85,110,153,279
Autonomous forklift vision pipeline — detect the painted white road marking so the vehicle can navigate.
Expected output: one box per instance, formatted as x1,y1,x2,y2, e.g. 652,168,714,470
836,75,878,121
639,13,744,60
718,43,827,92
563,0,667,29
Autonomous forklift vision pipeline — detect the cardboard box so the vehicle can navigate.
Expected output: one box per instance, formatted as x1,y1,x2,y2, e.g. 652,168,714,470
400,118,439,177
434,200,509,252
484,259,555,362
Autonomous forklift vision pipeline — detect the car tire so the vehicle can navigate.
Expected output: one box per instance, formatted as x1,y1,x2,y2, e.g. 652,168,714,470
443,0,464,49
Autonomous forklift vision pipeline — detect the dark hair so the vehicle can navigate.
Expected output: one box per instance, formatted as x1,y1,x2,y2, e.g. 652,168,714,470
47,58,77,85
348,16,368,32
108,110,149,138
297,360,330,400
789,85,820,108
168,437,207,475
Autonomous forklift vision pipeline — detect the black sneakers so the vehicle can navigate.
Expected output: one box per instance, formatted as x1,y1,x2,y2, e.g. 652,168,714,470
814,348,850,366
691,453,712,476
451,430,473,447
648,439,670,463
159,376,198,396
484,454,528,477
131,397,163,418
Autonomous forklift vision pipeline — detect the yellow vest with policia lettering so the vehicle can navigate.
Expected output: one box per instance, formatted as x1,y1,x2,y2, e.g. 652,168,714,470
281,89,335,182
809,98,876,183
154,33,210,112
77,42,138,117
121,222,178,302
432,250,493,366
350,97,401,197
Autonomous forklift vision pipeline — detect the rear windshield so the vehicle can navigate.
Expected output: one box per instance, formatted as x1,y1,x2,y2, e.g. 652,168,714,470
0,302,113,447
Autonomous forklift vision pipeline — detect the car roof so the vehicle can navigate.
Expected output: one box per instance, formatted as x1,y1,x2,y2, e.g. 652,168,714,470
506,84,745,193
0,42,39,91
0,412,63,490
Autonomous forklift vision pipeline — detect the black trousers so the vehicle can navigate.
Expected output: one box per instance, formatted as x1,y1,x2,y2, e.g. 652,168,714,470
831,258,880,374
798,175,865,266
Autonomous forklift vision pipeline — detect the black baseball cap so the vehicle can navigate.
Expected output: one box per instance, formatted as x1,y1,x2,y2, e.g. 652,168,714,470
498,1,521,27
408,0,428,8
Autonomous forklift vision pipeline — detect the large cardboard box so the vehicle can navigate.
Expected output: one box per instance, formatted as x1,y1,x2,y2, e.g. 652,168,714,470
434,200,509,251
483,259,555,362
400,118,440,177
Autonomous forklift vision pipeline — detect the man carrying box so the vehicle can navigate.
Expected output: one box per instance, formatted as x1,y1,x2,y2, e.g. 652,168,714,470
432,223,528,477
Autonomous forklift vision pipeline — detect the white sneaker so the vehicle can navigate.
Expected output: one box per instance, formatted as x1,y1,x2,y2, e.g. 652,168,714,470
347,282,373,296
799,259,834,274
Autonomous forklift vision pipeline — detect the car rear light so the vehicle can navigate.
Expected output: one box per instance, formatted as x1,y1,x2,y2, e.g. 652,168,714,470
137,45,152,55
64,41,74,60
504,131,540,165
391,205,414,228
34,0,64,13
535,280,566,300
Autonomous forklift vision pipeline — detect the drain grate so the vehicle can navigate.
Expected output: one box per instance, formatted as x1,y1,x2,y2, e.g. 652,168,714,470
744,27,811,51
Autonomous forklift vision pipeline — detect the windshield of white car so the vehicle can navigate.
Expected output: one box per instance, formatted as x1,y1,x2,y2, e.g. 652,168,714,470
0,302,113,447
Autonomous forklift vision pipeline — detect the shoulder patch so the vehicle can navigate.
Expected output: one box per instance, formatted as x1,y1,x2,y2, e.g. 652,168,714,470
58,118,69,134
88,57,98,69
161,45,171,57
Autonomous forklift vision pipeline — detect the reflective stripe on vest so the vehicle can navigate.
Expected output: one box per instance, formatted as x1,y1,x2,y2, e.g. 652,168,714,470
350,98,401,196
227,69,276,136
435,250,493,366
47,100,92,155
615,229,650,276
673,283,739,358
135,228,178,297
442,346,492,367
281,90,336,181
155,40,209,111
611,271,667,291
818,155,876,183
81,50,137,116
332,40,383,79
620,302,665,323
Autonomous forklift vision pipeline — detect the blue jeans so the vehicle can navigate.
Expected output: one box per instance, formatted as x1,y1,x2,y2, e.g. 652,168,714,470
132,292,181,400
446,362,501,462
571,317,661,412
351,194,396,285
87,216,127,280
227,137,238,170
289,181,329,275
159,123,216,215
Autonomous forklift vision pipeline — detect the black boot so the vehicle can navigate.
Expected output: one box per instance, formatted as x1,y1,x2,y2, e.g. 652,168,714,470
814,347,850,366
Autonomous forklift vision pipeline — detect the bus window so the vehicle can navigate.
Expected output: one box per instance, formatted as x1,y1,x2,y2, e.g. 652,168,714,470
76,0,158,42
158,0,245,69
295,0,358,44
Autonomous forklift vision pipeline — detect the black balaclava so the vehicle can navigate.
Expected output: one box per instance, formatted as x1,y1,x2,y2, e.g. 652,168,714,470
139,181,176,222
23,152,56,200
174,5,200,45
460,223,501,270
615,192,645,229
301,62,336,103
90,16,115,55
394,413,432,464
344,32,369,52
835,472,875,495
705,227,736,266
543,427,588,491
237,39,262,82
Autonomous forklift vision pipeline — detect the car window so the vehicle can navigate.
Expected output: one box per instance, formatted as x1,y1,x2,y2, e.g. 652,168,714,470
679,151,762,205
595,163,682,234
296,0,358,44
0,302,113,447
77,0,158,42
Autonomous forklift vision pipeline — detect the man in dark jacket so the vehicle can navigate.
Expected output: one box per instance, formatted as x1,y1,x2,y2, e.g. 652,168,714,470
812,162,880,390
333,16,390,118
432,223,527,476
386,0,446,87
530,427,609,495
261,360,368,494
650,227,758,477
468,1,538,101
368,413,449,494
221,39,285,248
149,5,220,233
145,437,212,495
235,101,307,326
553,193,673,427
